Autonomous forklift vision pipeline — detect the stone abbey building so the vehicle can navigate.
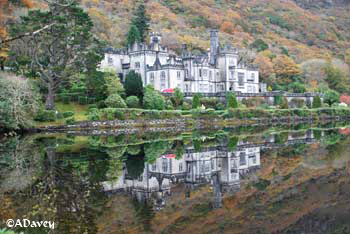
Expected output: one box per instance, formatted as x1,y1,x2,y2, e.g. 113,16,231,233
101,30,263,94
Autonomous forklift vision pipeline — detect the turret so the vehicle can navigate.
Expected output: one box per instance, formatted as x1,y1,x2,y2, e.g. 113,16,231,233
209,29,219,66
150,32,162,44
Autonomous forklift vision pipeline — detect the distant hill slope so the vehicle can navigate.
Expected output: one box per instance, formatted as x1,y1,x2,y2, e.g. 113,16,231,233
80,0,350,64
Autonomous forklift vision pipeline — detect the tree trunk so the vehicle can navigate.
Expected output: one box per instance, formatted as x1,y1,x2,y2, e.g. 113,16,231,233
0,59,4,71
45,82,55,110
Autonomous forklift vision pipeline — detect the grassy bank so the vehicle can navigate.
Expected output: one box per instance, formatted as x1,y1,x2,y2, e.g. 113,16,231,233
85,107,350,121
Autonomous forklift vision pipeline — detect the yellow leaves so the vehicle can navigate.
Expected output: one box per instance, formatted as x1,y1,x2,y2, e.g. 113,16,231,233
178,34,209,50
148,2,177,24
273,55,301,77
0,27,9,59
227,9,241,20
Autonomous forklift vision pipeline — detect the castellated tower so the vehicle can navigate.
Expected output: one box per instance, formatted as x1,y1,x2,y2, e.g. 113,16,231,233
209,29,220,66
150,32,162,44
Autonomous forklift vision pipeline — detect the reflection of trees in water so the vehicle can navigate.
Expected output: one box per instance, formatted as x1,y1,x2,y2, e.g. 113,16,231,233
27,146,109,233
0,137,109,234
125,147,145,180
144,141,172,163
131,198,155,233
0,135,42,193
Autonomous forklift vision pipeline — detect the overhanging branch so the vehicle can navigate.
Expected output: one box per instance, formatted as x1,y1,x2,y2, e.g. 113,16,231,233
0,23,56,45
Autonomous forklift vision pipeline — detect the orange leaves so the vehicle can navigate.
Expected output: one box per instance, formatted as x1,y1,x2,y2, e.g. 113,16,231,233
21,0,33,8
220,21,235,34
254,54,273,80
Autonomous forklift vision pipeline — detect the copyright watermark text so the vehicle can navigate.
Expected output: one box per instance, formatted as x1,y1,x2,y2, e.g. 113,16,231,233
6,219,55,229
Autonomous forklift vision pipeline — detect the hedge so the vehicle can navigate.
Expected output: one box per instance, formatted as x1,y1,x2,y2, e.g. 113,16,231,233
86,107,350,122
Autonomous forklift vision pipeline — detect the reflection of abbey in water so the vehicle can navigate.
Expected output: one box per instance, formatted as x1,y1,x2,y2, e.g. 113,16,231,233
103,145,260,210
103,130,316,210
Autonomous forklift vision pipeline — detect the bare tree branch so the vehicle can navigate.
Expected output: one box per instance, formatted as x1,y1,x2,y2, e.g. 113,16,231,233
0,23,56,45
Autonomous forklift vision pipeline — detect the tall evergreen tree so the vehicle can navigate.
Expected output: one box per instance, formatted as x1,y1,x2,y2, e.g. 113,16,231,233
127,25,141,46
131,3,150,42
312,95,322,108
124,70,143,99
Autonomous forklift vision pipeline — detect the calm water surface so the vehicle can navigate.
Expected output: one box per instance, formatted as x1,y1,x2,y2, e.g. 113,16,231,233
1,125,350,234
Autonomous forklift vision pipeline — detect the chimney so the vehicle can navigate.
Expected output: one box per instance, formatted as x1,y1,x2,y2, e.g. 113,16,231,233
209,29,219,66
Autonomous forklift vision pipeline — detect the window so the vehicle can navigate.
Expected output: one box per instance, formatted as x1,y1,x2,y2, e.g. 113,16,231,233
248,73,255,83
149,72,155,85
209,71,213,80
108,57,113,65
162,158,168,172
135,62,140,69
161,71,166,79
199,69,202,77
230,71,234,80
239,152,246,166
238,72,245,86
185,84,189,92
152,164,157,171
202,69,208,77
177,71,181,80
209,85,213,92
179,163,183,172
161,71,166,88
252,155,257,164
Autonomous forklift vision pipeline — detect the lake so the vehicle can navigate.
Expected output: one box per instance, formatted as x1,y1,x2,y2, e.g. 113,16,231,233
1,124,350,233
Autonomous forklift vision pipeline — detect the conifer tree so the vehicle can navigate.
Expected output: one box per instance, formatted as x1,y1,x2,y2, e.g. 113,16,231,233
127,25,141,46
9,0,99,110
312,95,322,108
124,70,143,99
131,3,150,42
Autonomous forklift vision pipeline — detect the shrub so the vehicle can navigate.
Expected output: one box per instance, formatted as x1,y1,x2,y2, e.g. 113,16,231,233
88,108,100,121
88,104,97,110
65,117,75,125
227,93,238,108
126,96,140,108
78,96,87,105
35,110,57,122
105,94,127,108
171,88,184,108
143,85,165,110
63,111,74,118
200,98,218,109
62,94,70,104
216,102,225,110
280,97,289,109
192,94,201,109
289,98,305,108
312,96,322,108
323,89,340,106
182,102,191,110
97,100,107,109
241,97,265,108
165,99,174,110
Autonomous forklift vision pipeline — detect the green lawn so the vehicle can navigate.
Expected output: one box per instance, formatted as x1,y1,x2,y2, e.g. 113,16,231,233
34,102,89,127
56,102,89,121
